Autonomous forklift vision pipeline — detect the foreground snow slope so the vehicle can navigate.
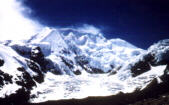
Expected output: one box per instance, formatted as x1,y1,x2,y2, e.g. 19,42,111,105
30,65,166,103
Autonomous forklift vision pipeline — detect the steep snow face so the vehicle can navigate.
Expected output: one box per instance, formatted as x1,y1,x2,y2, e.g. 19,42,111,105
27,27,144,72
28,28,68,53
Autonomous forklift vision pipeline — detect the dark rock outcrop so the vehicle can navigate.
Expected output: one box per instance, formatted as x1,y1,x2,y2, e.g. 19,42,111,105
0,67,37,105
60,56,74,69
30,46,46,72
0,87,30,105
29,46,60,75
0,58,4,67
131,60,151,77
26,59,44,83
16,67,36,90
60,56,81,75
75,55,89,66
0,70,13,87
75,55,104,74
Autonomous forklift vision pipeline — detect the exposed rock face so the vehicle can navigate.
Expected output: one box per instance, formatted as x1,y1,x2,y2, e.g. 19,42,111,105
60,56,74,69
60,56,81,75
0,70,13,87
75,55,104,73
30,46,46,72
0,88,30,105
0,58,4,67
30,46,62,75
26,60,44,83
16,67,36,91
131,60,151,77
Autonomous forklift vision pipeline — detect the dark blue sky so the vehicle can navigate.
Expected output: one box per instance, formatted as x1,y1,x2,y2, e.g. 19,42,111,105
22,0,169,49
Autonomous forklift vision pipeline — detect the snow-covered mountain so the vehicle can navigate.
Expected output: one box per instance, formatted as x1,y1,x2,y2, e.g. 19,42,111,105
0,27,168,105
12,27,144,74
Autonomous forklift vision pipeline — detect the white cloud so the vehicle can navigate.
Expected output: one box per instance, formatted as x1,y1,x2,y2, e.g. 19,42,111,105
58,24,101,35
77,24,100,34
0,0,101,41
0,0,43,41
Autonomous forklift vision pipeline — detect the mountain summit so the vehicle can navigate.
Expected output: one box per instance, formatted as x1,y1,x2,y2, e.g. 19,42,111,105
27,27,144,73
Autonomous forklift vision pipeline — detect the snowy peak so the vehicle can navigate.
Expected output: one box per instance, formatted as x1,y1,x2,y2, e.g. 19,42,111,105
28,27,137,50
27,27,53,43
0,27,145,76
27,27,140,51
28,28,68,53
24,27,144,73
